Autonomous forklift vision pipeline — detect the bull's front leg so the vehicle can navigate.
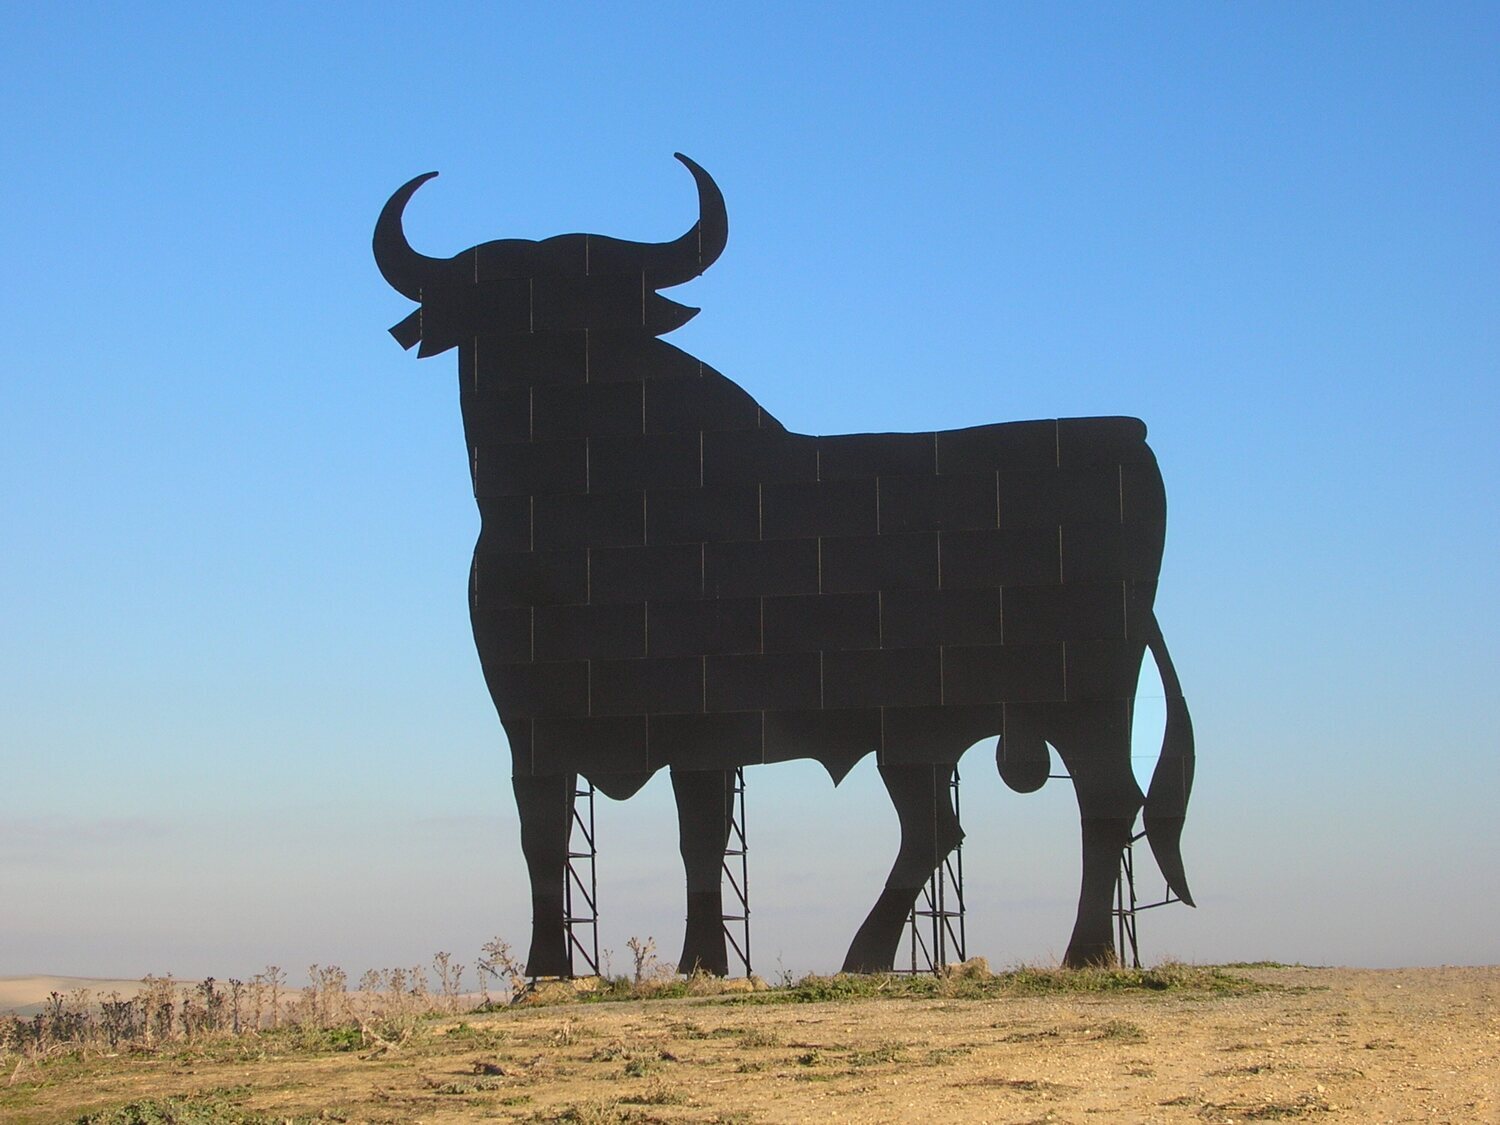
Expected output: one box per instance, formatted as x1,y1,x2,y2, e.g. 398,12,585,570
513,773,577,978
843,763,963,973
670,768,736,976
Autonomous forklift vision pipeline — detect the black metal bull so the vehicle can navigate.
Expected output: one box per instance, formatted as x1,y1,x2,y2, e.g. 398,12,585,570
374,155,1195,974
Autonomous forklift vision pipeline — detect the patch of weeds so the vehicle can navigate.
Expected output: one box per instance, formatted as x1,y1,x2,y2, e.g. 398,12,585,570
765,974,916,1003
1201,1095,1331,1120
1002,1027,1062,1042
619,1079,684,1106
1006,961,1257,996
844,1043,906,1067
536,1104,633,1125
439,1023,509,1048
318,1026,364,1052
548,1019,583,1046
1095,1019,1146,1043
967,1077,1080,1096
75,1086,323,1124
578,978,694,1004
588,977,638,1001
253,1023,364,1054
921,1046,971,1066
552,959,1260,1008
723,962,1259,1006
1209,1062,1276,1077
432,1076,507,1095
736,1027,779,1047
670,1018,737,1039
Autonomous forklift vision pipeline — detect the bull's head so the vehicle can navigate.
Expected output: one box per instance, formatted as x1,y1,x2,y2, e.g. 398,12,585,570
374,153,727,358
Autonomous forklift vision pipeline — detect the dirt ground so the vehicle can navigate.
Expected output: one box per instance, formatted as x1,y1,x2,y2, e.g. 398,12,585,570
4,966,1495,1124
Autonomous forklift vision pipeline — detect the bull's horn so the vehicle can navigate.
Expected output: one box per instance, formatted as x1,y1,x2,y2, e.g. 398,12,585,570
641,154,728,287
373,171,447,301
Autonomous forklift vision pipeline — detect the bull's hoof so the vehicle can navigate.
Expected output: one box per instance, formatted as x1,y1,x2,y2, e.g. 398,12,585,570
1062,942,1118,969
840,954,894,975
678,952,729,977
841,888,912,973
524,935,572,979
679,891,729,976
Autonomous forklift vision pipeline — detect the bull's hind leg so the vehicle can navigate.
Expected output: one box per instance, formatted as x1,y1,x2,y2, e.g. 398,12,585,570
513,773,577,978
842,763,963,973
671,768,736,976
1050,703,1144,967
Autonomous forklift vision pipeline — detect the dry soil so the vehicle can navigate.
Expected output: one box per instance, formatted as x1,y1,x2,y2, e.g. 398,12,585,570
3,966,1495,1124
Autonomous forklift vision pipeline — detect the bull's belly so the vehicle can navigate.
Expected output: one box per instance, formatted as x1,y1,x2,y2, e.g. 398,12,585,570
466,414,1164,780
471,584,1154,780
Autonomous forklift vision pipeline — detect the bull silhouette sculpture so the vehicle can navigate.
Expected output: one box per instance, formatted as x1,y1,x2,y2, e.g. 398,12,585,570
374,155,1194,975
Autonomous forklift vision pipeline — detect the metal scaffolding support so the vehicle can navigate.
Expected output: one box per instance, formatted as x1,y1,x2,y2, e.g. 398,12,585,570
721,767,751,977
1112,829,1182,969
904,767,967,975
564,781,600,978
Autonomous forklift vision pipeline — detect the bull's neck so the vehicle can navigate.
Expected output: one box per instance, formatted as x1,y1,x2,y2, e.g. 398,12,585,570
456,332,778,452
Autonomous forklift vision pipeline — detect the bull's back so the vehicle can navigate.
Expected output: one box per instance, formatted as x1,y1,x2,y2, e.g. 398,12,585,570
464,362,1166,780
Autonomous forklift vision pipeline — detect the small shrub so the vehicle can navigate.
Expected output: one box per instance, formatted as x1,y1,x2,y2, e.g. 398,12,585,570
621,1055,658,1077
1096,1019,1147,1042
845,1043,906,1067
432,1075,506,1095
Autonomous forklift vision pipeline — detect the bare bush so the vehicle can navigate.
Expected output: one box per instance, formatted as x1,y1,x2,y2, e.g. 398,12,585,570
626,937,656,985
477,938,526,1005
0,942,503,1066
432,952,465,1013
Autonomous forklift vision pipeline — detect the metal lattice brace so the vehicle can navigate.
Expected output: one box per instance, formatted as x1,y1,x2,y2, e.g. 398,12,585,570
721,767,751,977
904,767,967,975
564,781,600,978
1112,830,1182,970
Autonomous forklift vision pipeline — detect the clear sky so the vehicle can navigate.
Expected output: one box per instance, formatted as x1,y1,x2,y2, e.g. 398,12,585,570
2,3,1496,981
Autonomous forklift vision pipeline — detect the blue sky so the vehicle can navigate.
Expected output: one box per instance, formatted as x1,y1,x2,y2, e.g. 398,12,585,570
2,3,1496,980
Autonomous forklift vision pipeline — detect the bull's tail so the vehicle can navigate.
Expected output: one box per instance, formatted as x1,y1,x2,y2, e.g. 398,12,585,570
1143,622,1195,907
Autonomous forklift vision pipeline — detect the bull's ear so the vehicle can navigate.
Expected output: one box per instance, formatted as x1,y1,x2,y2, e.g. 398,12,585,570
390,310,422,350
645,292,699,335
